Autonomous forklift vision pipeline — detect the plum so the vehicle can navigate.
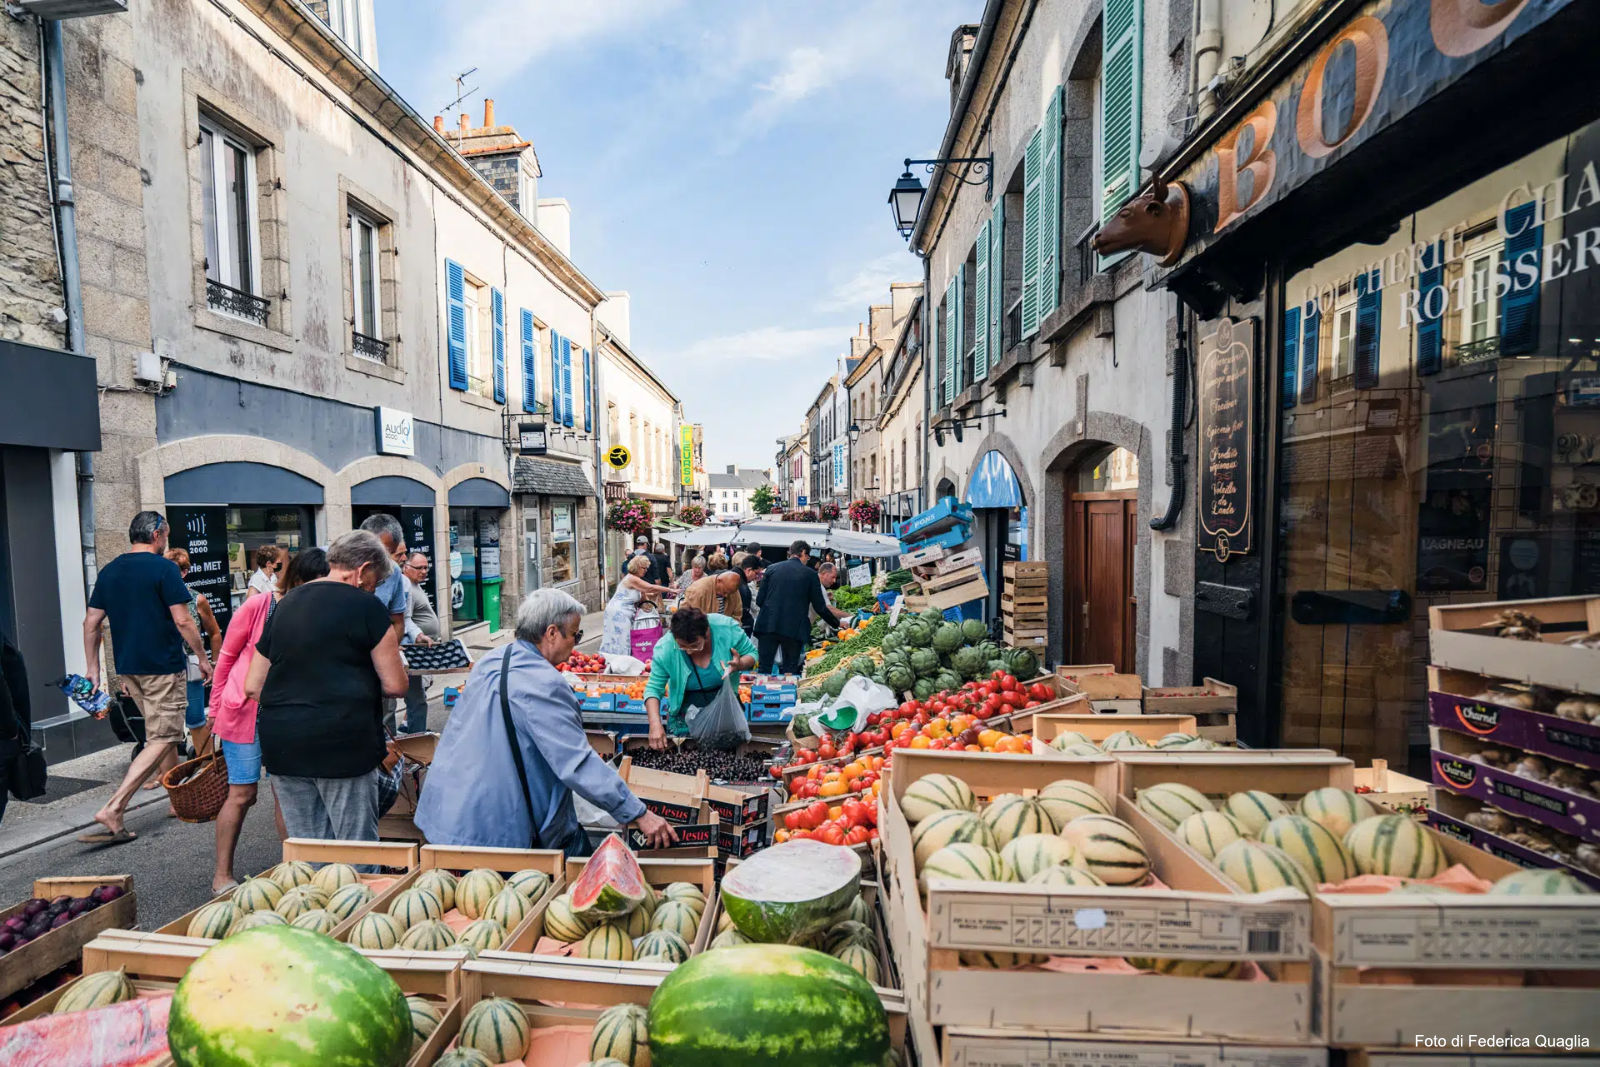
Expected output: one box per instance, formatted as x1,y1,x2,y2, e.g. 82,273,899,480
4,917,26,934
67,898,92,917
49,912,72,930
0,932,15,950
22,899,46,918
94,885,126,904
49,895,72,909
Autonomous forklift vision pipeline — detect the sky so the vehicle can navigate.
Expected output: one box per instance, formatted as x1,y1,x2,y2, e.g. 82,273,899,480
375,0,974,473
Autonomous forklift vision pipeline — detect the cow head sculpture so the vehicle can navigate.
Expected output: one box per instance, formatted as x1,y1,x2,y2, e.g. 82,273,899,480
1090,178,1191,267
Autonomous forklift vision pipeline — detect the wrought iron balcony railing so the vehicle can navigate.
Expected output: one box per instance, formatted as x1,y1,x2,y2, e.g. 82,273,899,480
353,331,389,361
206,279,270,326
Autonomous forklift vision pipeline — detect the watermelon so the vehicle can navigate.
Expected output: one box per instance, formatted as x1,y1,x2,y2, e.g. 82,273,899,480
168,926,410,1067
572,834,649,919
649,944,889,1067
720,839,861,943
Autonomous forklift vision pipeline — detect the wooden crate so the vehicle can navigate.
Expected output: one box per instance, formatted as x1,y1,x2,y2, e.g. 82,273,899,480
157,839,419,942
931,1029,1328,1067
1351,759,1430,814
1034,711,1199,743
1003,560,1049,579
933,547,984,575
1429,594,1600,696
366,845,566,954
882,749,1315,1043
1001,626,1048,650
923,563,984,594
0,876,136,1000
914,575,990,611
1113,750,1355,799
1142,678,1238,715
1056,667,1143,701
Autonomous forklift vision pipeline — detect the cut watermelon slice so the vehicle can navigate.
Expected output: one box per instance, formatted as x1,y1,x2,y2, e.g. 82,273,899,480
570,833,648,919
721,839,861,944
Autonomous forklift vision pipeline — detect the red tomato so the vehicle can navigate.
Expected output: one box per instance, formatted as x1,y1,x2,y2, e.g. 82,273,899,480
784,811,801,831
819,823,846,846
1001,691,1027,708
979,681,998,697
991,669,1005,682
1001,674,1018,691
845,826,871,846
973,705,995,720
1029,682,1055,701
842,799,869,827
1024,699,1040,708
804,800,829,829
865,712,881,726
817,741,836,760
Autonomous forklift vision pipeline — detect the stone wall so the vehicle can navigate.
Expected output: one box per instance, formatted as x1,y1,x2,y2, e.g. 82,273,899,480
0,16,65,349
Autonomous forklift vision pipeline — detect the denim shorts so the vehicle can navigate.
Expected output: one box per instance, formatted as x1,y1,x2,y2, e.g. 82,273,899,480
184,680,208,730
219,738,263,785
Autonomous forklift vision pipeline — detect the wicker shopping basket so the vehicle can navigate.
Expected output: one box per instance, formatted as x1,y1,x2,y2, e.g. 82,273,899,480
161,736,229,823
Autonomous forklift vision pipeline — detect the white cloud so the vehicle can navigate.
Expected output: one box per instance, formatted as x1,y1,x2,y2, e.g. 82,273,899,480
818,250,921,313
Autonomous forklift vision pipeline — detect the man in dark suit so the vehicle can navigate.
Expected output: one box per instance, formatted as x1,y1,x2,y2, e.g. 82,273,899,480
755,540,846,674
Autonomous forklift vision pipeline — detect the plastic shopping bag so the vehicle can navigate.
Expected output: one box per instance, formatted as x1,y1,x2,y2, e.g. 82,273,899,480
684,678,751,751
814,676,898,735
602,653,648,676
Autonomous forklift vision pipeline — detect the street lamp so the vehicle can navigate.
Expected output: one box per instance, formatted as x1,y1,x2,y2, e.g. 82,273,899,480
888,167,925,237
848,421,861,444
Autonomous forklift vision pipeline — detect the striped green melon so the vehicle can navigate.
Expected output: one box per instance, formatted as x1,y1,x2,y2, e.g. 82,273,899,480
981,794,1053,846
460,996,531,1063
267,860,314,892
1154,732,1202,749
54,969,135,1014
1000,833,1080,882
507,868,552,903
590,1002,649,1067
1037,779,1113,829
912,808,998,868
227,910,288,936
310,862,361,896
959,949,1043,968
187,899,241,939
1101,730,1151,751
232,877,284,913
662,882,707,908
389,886,444,927
348,910,405,949
1213,839,1313,894
825,920,874,954
1489,869,1595,895
1259,815,1358,884
578,922,635,960
434,1050,493,1067
1126,957,1241,978
1297,787,1377,839
1174,811,1248,860
457,918,507,952
484,886,532,930
456,868,506,920
1026,863,1105,887
637,882,659,917
651,899,702,942
1059,814,1150,886
901,772,978,824
623,903,653,938
544,892,592,942
400,918,457,951
920,842,1012,888
1344,815,1445,879
273,885,326,922
406,995,444,1053
843,896,872,926
716,909,734,933
1136,782,1216,831
710,927,752,949
326,881,375,922
833,942,880,984
1054,741,1104,758
1048,730,1092,749
290,908,338,935
1221,790,1291,836
415,869,458,913
636,929,691,963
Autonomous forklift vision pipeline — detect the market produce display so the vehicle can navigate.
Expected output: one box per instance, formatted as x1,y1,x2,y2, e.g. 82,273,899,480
830,583,877,613
571,834,649,919
719,838,862,943
0,884,126,958
51,969,134,1014
558,651,613,674
625,743,769,780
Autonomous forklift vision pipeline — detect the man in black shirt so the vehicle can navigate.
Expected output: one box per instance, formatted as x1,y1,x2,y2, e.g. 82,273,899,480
754,541,847,674
737,554,766,635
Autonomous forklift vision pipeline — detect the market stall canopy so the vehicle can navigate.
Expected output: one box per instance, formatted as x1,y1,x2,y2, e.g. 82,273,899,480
659,524,742,547
966,450,1024,509
659,521,902,557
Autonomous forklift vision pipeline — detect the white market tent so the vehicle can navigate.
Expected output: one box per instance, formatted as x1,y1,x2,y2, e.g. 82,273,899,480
659,520,902,557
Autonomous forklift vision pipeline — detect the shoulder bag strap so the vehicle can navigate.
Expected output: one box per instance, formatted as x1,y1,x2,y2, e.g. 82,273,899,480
499,645,542,847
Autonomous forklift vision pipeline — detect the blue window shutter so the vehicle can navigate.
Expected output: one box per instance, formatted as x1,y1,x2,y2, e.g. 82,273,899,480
1500,201,1542,356
1101,0,1142,222
582,348,593,433
1354,271,1381,389
1020,128,1043,337
490,288,506,403
1416,242,1444,377
549,331,563,422
1282,305,1300,409
988,196,1004,363
973,221,990,382
561,336,574,427
520,310,537,413
1300,306,1320,405
445,259,468,391
1039,86,1063,318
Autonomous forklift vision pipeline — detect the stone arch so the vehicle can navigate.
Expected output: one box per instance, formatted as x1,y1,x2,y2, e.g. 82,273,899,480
137,435,336,540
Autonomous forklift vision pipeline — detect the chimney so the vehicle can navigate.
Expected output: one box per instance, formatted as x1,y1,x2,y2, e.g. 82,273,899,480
536,198,572,258
484,98,495,127
433,115,445,134
459,113,470,135
726,464,736,475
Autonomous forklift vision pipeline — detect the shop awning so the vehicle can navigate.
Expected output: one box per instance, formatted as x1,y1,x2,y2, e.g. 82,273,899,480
352,475,434,506
448,477,512,508
654,517,695,531
0,339,99,451
659,521,902,557
165,462,324,505
512,456,595,499
966,450,1024,509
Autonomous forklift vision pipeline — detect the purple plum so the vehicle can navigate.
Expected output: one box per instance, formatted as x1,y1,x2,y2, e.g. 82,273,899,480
49,912,72,930
22,900,46,918
0,932,15,950
4,917,26,934
96,885,126,902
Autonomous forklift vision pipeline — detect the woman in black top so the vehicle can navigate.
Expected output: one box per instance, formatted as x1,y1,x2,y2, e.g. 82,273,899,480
244,530,408,844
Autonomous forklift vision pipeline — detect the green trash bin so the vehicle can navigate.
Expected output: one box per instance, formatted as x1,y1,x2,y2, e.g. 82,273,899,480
481,577,503,633
458,578,481,623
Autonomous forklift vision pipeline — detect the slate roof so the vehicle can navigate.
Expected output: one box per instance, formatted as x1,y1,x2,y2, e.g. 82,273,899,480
514,456,598,497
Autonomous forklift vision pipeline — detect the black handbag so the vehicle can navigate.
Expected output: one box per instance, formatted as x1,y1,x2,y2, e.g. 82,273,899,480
6,729,47,801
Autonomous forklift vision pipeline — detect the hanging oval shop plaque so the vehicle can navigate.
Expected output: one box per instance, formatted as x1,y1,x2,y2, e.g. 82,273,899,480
1198,316,1255,561
605,445,632,470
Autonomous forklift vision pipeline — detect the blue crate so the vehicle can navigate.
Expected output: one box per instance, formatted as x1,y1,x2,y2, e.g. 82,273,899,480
614,697,648,714
896,497,973,541
901,525,972,554
579,693,617,712
876,591,901,608
746,703,792,723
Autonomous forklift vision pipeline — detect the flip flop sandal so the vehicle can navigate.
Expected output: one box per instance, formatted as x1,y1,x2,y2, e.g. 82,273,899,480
77,828,137,845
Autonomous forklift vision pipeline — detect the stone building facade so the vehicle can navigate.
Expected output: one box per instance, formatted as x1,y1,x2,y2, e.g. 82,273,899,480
0,16,63,350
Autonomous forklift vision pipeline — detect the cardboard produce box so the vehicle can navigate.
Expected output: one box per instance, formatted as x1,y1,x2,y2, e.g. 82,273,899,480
1429,666,1600,772
0,875,136,1000
1034,711,1200,744
881,749,1315,1045
932,1029,1329,1067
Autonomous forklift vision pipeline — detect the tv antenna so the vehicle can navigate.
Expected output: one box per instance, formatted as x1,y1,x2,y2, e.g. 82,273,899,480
442,67,480,119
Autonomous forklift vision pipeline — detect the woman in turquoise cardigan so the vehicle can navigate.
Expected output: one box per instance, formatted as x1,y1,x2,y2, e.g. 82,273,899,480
643,606,756,749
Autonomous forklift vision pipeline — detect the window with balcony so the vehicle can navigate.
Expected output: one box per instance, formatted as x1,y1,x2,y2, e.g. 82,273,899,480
200,117,267,326
348,208,387,362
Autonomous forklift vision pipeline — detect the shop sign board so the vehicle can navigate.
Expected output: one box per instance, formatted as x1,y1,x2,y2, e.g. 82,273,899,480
399,506,437,607
848,563,871,587
168,505,232,635
375,406,414,456
679,425,694,486
1197,317,1255,561
603,480,630,504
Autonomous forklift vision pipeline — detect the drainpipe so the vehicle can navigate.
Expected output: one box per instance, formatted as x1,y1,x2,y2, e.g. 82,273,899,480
1150,295,1190,531
591,313,606,601
1195,0,1224,121
42,18,95,595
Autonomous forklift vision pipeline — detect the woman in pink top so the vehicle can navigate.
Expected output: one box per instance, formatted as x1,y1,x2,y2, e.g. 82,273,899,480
207,548,326,891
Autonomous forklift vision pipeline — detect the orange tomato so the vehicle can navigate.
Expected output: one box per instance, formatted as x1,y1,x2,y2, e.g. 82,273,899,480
909,735,932,749
828,805,843,821
819,779,848,797
977,729,1003,749
926,719,949,740
870,756,885,771
841,761,865,780
890,722,911,740
996,735,1028,754
965,743,983,751
774,829,791,843
950,714,974,734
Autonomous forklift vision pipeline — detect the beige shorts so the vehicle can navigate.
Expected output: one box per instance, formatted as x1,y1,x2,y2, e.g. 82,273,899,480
122,672,187,744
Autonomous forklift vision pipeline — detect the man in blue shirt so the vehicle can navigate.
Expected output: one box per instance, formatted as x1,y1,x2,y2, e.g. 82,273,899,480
359,513,410,640
80,511,213,844
417,588,676,855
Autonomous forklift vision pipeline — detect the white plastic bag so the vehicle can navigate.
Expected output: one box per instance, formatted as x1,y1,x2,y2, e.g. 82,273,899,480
602,653,648,676
816,676,897,735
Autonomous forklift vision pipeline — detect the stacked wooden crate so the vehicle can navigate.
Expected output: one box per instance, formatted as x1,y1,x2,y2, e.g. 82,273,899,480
1001,561,1047,648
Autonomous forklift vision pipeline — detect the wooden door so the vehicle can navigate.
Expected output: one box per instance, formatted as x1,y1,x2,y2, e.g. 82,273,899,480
1066,492,1136,671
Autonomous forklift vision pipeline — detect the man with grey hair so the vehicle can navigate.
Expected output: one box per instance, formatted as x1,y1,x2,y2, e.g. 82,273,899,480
359,513,409,641
417,588,677,854
79,511,214,844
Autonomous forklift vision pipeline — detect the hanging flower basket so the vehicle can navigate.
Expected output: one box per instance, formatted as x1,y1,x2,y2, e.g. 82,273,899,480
782,510,820,522
677,504,707,526
820,501,841,521
606,497,654,538
848,499,881,526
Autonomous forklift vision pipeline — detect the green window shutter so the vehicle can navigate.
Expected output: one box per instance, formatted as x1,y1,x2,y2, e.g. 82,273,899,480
973,222,990,382
1020,128,1043,337
1039,86,1063,319
953,262,966,396
988,196,1004,364
1101,0,1142,225
943,278,957,408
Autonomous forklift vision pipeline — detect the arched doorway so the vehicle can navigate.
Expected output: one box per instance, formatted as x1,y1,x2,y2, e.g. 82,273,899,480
1064,445,1139,671
965,450,1028,624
